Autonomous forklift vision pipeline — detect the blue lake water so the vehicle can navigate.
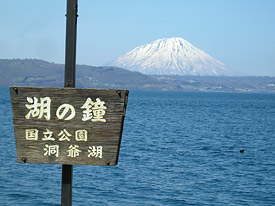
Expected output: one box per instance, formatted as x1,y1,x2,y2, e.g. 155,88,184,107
0,86,275,205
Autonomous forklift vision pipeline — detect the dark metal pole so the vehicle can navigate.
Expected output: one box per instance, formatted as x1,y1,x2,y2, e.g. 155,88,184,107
64,0,78,88
62,0,78,205
61,165,73,206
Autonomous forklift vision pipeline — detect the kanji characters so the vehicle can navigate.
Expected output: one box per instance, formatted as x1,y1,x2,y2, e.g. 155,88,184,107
24,128,90,142
25,96,107,122
58,129,71,141
43,145,103,159
81,97,93,121
88,146,103,159
75,130,88,141
42,129,55,141
26,128,104,159
25,129,39,140
44,144,59,157
25,97,51,120
23,96,109,161
67,145,81,158
92,98,107,122
81,98,107,122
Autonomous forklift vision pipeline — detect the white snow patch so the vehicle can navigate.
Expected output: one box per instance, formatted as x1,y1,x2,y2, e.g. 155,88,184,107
108,37,240,76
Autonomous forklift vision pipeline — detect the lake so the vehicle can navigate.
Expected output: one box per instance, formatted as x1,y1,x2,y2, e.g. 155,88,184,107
0,87,275,205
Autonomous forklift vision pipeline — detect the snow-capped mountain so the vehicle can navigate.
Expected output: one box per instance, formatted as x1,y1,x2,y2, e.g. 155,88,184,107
109,37,240,76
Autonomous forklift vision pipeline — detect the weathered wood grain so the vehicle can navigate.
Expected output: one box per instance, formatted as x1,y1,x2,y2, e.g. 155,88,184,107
10,86,129,166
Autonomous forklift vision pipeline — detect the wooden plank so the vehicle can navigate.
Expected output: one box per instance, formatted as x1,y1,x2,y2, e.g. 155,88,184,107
10,86,129,166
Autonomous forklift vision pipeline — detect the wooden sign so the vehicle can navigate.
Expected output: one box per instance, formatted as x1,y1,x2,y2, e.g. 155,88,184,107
10,86,128,166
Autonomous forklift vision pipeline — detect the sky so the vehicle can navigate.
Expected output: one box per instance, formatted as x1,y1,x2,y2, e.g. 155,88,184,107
0,0,274,76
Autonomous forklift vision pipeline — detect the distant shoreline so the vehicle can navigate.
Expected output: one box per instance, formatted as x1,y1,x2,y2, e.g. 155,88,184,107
0,59,274,93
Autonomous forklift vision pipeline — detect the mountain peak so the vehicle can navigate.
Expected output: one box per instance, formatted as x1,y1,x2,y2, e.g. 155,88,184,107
109,37,240,76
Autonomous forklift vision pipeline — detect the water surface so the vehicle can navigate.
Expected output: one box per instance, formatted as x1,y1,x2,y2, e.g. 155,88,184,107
0,87,275,205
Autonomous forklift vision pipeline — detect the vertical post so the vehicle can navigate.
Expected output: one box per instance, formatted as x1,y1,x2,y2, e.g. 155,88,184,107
64,0,78,88
62,0,78,206
61,165,73,206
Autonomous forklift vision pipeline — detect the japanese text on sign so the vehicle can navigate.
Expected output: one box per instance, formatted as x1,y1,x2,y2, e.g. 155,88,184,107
10,87,129,166
26,128,103,159
25,97,107,122
24,96,107,160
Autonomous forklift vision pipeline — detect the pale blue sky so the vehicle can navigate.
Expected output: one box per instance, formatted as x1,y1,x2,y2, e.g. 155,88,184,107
0,0,274,76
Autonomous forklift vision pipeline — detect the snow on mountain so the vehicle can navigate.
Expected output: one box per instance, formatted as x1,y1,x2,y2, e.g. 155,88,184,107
109,37,240,76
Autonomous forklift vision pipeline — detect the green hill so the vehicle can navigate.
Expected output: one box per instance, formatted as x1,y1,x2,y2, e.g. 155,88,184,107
0,59,274,93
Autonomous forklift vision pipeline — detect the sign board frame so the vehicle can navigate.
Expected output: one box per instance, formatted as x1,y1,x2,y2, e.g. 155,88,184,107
10,86,128,166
